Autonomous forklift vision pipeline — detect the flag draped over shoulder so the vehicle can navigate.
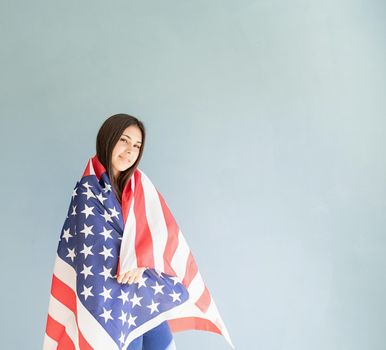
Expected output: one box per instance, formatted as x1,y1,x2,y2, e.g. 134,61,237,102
43,154,234,350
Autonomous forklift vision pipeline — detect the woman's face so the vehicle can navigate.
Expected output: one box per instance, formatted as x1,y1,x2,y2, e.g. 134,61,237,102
111,125,142,179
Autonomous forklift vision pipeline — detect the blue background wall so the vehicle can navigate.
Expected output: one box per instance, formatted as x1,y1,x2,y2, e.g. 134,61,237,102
1,1,385,349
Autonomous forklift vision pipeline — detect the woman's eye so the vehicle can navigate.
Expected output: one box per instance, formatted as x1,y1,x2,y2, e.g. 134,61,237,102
135,145,141,149
120,138,127,143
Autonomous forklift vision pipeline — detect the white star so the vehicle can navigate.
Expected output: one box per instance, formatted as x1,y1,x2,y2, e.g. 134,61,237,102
62,228,72,243
80,264,94,280
137,274,148,289
80,223,94,238
147,299,160,314
99,227,113,241
99,245,114,260
72,187,78,199
117,290,130,305
66,248,76,261
82,187,96,200
119,332,126,345
81,204,95,219
70,205,77,216
99,286,112,302
118,310,127,326
130,292,143,308
101,210,113,223
103,183,112,193
80,285,94,300
82,181,93,190
150,281,165,295
169,290,181,302
97,192,108,205
80,243,94,259
99,307,113,323
99,266,113,281
127,313,137,327
108,206,120,219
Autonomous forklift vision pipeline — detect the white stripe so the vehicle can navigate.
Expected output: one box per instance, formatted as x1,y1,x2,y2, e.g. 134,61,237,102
186,271,206,302
46,295,80,350
141,171,168,272
119,198,138,273
88,158,95,176
53,254,119,350
170,230,190,280
42,334,58,350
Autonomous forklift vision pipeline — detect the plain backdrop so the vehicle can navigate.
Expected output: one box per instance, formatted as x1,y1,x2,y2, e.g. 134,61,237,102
1,0,385,349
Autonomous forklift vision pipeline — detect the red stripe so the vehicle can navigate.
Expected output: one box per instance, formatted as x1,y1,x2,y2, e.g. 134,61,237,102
134,171,155,267
157,190,179,276
121,173,135,226
51,274,76,312
91,154,107,180
168,317,221,334
195,285,211,313
50,274,93,350
45,314,76,350
182,251,198,288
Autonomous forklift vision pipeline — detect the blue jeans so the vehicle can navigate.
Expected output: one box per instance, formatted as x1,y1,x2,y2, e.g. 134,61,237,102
127,320,176,350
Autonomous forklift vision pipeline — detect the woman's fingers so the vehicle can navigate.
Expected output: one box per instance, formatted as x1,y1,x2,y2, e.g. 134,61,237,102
117,268,146,284
122,272,131,284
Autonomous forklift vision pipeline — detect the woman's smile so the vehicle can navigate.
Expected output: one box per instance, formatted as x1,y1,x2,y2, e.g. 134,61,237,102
119,154,131,162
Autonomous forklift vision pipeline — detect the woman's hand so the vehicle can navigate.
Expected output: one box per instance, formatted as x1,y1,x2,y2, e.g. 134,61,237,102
117,267,147,284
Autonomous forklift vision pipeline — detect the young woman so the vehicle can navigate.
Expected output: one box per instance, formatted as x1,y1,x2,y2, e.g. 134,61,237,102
96,114,176,350
42,114,234,350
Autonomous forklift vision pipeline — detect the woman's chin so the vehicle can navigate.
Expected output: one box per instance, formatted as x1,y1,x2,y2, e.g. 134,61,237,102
119,164,132,172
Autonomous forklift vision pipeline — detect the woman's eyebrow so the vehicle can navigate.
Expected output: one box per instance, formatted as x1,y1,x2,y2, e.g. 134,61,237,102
122,134,142,144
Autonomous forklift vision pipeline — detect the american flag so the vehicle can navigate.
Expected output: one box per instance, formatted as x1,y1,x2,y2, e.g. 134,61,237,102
43,155,234,349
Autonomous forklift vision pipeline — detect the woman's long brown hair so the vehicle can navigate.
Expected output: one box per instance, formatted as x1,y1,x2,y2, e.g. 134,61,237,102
96,113,146,204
